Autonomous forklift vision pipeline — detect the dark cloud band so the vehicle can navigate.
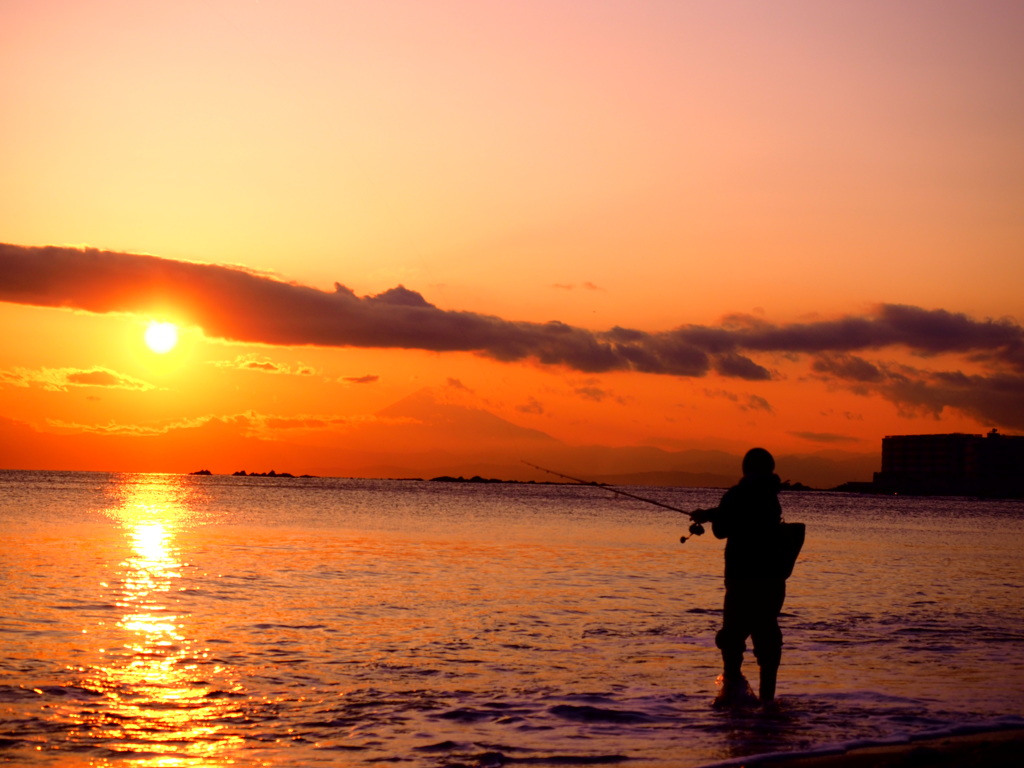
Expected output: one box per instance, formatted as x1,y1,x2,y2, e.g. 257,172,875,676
0,243,722,376
1,243,1022,427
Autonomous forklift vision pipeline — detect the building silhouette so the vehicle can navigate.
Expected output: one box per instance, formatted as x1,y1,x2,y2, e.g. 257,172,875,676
873,430,1024,497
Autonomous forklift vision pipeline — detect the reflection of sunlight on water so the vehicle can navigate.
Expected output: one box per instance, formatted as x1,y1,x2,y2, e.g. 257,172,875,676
66,475,244,767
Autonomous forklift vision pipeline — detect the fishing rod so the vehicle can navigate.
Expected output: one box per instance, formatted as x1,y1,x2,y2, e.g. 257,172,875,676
522,461,707,542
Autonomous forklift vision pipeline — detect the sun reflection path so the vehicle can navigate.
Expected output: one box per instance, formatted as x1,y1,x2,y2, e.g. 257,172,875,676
66,475,246,767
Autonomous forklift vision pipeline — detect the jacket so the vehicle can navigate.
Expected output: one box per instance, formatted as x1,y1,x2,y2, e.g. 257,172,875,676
710,474,784,579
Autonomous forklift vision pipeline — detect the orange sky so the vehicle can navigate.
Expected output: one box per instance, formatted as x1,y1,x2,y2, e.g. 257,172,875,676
1,1,1022,485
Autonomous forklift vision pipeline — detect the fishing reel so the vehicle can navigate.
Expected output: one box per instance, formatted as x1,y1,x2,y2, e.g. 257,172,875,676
679,521,705,544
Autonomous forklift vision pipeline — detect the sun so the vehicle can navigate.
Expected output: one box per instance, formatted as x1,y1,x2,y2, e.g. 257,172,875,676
144,322,179,354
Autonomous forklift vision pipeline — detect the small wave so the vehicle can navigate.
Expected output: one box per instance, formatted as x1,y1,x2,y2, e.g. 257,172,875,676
6,684,104,701
414,740,464,752
439,707,499,723
203,689,247,699
318,746,372,753
520,757,630,765
581,623,678,639
978,631,1024,643
449,749,630,765
0,685,47,702
548,704,659,724
891,625,950,635
692,722,1024,768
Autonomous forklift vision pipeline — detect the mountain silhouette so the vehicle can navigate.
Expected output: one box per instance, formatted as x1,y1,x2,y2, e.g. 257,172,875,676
375,386,559,449
0,387,879,487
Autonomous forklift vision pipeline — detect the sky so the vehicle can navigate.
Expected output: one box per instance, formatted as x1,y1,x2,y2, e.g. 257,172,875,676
1,0,1022,485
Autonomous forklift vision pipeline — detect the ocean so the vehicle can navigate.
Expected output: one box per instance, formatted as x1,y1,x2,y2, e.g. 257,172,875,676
1,469,1022,767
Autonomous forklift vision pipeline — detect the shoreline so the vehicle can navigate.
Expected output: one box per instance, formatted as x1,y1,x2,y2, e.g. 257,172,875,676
705,727,1024,768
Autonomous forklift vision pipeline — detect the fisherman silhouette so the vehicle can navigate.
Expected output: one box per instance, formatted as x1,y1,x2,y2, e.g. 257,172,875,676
692,447,799,708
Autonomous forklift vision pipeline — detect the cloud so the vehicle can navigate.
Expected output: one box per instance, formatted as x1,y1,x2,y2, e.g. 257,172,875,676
263,417,329,430
45,411,336,437
789,431,860,444
3,244,1023,428
703,388,740,403
516,396,545,415
812,354,884,383
575,386,610,402
721,305,1024,365
712,352,771,381
883,368,1024,429
211,355,317,376
1,365,155,392
65,370,138,387
742,394,774,413
813,356,1024,430
239,360,281,373
569,376,626,404
342,374,380,384
46,414,221,436
703,389,774,414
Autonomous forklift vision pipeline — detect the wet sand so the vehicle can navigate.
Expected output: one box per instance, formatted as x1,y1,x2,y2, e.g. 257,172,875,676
744,728,1024,768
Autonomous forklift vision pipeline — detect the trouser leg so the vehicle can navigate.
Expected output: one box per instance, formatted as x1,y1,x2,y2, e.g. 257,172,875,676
751,580,786,702
715,630,745,679
758,665,778,703
716,581,752,680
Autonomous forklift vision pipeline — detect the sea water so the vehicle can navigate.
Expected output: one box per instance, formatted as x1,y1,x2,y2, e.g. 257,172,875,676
1,470,1022,767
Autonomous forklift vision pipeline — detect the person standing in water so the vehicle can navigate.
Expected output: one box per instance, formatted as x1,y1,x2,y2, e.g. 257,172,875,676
692,447,793,708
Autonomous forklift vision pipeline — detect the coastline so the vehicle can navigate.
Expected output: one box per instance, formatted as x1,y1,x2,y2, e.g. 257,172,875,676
706,727,1024,768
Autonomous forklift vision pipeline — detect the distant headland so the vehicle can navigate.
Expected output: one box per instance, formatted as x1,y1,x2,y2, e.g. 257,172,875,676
430,474,808,491
189,469,318,478
430,474,534,484
182,430,1022,499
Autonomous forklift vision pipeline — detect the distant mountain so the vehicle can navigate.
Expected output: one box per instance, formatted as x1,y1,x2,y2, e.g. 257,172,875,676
775,450,879,489
587,469,737,488
324,388,879,489
0,386,879,489
375,387,559,448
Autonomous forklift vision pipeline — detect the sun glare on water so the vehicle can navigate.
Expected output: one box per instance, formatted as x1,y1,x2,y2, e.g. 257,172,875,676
144,322,179,354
